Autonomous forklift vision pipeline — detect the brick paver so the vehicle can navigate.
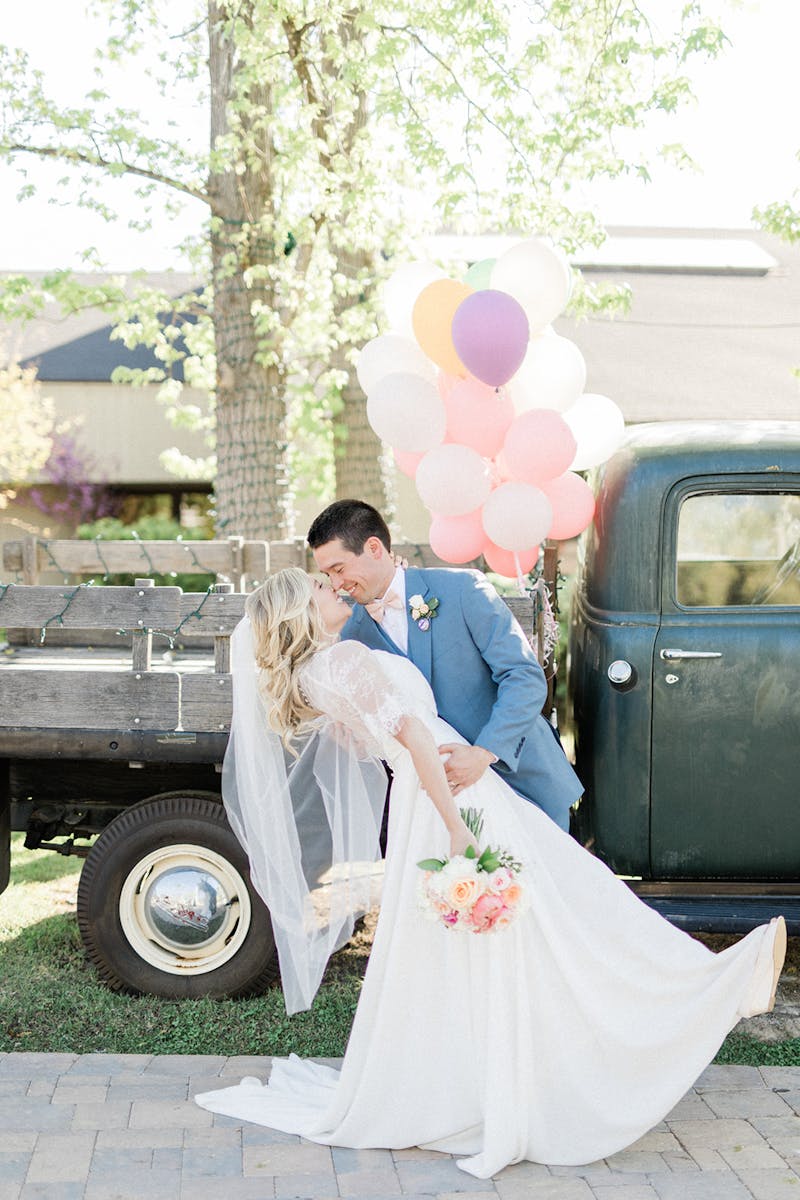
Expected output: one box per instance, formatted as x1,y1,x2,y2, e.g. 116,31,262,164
0,1055,797,1199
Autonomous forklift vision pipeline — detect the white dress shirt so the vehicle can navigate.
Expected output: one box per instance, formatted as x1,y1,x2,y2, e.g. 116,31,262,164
377,565,408,653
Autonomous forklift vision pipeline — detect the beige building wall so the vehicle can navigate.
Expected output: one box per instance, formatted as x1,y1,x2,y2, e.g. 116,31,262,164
28,382,212,485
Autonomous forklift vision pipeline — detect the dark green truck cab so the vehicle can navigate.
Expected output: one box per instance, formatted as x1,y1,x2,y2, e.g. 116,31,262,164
568,420,800,933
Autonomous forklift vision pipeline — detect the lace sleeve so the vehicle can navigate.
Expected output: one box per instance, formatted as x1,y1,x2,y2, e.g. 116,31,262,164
299,641,411,761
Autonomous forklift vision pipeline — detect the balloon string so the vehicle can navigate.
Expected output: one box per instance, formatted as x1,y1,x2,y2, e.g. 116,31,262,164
513,551,526,596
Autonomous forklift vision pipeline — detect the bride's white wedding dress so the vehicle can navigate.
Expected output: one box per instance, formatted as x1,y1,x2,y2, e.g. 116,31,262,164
196,643,781,1179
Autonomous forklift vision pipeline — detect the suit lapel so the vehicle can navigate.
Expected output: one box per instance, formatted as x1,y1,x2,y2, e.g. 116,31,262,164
345,602,405,656
404,567,433,683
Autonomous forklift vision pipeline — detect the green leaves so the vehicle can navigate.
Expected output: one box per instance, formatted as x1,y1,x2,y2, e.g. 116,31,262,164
417,857,446,872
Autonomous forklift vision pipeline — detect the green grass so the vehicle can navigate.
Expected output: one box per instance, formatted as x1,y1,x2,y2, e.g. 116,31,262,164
1,834,798,1064
0,834,366,1056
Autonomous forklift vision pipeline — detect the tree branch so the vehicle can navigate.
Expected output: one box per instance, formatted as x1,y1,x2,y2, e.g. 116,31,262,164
5,141,210,207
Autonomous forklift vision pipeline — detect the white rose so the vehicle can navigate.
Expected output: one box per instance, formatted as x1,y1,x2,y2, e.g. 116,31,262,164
408,593,425,608
441,855,479,878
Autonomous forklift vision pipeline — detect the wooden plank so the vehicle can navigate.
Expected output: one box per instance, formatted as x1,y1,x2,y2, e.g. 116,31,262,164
0,585,182,632
267,540,308,571
176,592,247,636
0,670,180,730
242,540,269,581
3,539,237,577
503,596,535,644
181,673,233,733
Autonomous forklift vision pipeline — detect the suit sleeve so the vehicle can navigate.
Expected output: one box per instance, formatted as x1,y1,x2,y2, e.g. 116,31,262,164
458,573,547,774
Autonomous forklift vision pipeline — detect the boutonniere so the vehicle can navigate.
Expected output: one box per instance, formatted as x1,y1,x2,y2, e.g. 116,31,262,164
408,593,439,632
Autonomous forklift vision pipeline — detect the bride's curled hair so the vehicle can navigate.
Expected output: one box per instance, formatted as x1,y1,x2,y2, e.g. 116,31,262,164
245,568,328,748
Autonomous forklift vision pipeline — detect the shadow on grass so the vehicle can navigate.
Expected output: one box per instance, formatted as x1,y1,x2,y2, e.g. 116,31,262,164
9,832,85,887
0,909,364,1058
10,853,85,887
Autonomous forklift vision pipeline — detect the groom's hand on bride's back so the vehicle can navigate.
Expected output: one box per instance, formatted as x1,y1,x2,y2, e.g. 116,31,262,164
440,743,498,796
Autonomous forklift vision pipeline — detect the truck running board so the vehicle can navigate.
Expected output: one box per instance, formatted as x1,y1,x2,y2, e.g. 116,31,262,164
626,888,800,935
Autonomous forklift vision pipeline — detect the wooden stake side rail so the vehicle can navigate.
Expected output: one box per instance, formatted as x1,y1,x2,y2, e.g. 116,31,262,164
2,536,269,588
1,537,477,585
0,585,541,740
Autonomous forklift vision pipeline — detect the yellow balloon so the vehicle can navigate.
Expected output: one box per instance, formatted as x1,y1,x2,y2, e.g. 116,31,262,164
411,279,473,375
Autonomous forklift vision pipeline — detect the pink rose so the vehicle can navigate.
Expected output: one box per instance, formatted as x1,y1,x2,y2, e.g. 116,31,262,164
470,892,505,932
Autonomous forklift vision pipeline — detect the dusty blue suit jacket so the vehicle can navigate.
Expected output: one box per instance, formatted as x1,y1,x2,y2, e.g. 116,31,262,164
341,567,583,830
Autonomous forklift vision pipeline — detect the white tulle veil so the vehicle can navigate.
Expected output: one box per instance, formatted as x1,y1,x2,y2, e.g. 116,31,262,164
222,618,388,1014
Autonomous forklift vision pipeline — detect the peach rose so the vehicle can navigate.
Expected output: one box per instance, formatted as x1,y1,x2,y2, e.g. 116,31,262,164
503,882,522,907
446,876,481,910
492,907,515,930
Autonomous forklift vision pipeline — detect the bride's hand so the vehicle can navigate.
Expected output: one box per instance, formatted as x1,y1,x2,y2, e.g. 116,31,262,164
449,823,479,859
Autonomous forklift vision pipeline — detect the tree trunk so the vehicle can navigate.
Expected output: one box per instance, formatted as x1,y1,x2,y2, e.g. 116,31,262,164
334,375,394,518
207,1,291,541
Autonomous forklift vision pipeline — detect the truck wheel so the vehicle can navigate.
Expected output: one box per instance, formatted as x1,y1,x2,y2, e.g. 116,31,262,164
77,793,279,998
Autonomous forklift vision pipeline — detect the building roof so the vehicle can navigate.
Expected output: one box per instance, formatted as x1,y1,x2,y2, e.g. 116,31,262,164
555,227,800,422
0,271,198,382
1,230,798,424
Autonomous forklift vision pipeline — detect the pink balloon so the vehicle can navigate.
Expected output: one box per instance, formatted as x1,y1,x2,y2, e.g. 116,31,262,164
393,448,424,478
491,450,513,483
482,540,539,578
503,409,577,485
444,378,515,457
437,372,458,403
429,509,486,564
541,472,596,540
451,290,530,387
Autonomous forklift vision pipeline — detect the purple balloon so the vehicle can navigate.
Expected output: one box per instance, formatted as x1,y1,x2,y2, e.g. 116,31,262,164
451,290,530,387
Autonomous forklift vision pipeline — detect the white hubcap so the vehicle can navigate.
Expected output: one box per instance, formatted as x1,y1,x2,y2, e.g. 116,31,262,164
119,844,252,976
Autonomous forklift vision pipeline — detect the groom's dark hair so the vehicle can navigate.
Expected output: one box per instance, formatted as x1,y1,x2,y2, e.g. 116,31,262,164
308,500,392,554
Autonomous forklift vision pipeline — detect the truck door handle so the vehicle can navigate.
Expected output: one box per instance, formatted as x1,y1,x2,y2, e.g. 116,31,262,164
659,648,723,661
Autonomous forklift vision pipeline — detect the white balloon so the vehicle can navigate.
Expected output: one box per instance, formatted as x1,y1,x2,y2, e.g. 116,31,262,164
381,262,445,339
366,373,446,454
490,238,572,334
562,393,626,471
481,482,553,552
415,444,492,516
357,334,437,395
508,334,587,414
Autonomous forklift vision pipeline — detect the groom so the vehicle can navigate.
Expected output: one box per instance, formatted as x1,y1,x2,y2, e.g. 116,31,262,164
308,499,582,831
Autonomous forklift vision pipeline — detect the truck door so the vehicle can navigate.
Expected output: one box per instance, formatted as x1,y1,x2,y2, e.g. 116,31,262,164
651,480,800,879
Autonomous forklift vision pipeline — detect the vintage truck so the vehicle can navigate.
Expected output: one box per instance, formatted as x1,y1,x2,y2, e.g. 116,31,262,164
1,419,798,1000
568,419,800,933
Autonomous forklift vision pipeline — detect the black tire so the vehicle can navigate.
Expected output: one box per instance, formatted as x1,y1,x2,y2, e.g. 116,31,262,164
77,793,279,998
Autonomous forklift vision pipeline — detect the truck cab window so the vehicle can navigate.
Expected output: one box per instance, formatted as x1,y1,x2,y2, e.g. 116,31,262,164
676,492,800,607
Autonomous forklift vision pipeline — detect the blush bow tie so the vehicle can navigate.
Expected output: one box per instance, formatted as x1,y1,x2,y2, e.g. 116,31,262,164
365,589,403,624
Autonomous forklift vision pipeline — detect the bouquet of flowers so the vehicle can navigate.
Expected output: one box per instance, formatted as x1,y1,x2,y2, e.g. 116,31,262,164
417,807,528,933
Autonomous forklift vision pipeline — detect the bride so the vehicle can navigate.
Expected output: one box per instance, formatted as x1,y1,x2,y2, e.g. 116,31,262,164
196,567,787,1179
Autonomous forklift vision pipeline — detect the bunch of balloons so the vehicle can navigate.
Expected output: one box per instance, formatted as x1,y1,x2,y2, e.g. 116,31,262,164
358,237,625,577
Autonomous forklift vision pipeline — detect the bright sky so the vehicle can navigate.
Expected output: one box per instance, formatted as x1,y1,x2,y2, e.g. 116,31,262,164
0,0,797,271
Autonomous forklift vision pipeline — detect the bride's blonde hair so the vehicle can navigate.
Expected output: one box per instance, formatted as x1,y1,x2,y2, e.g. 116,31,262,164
245,568,328,747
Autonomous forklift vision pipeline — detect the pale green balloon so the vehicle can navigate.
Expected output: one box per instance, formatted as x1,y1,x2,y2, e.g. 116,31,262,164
464,258,496,290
